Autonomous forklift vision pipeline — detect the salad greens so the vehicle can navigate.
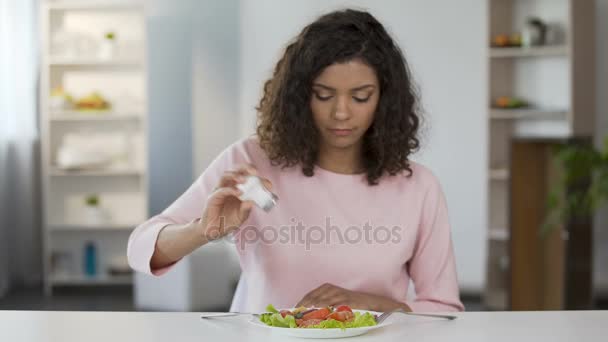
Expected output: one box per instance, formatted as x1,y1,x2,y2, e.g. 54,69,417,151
259,304,377,330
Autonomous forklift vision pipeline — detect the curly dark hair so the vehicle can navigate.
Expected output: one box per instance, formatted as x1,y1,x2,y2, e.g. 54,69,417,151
256,9,421,185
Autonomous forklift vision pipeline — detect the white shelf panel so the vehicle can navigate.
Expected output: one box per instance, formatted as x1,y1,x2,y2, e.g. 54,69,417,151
50,167,143,177
489,45,569,58
489,168,510,181
46,1,143,12
47,57,143,67
489,228,510,241
50,110,142,121
51,273,132,286
490,108,569,120
49,223,135,232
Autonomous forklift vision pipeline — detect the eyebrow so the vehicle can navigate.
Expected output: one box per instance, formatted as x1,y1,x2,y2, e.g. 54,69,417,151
312,83,376,92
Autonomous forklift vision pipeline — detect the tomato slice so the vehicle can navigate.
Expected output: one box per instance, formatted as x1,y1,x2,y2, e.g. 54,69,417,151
301,308,331,321
335,305,353,313
327,311,354,322
280,310,293,318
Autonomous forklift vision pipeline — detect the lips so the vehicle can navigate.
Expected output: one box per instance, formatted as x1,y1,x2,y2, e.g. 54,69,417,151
329,128,354,137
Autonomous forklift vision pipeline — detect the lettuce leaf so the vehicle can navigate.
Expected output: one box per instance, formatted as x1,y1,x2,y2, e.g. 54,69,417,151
345,312,378,328
259,312,297,328
265,304,279,314
306,312,377,330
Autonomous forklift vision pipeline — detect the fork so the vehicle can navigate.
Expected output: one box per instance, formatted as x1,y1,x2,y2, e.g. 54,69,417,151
375,308,457,324
201,312,261,319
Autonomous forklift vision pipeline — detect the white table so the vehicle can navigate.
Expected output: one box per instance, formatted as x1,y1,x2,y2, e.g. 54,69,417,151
0,310,606,341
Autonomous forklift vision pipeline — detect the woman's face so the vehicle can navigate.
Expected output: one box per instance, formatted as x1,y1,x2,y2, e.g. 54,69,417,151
310,58,380,151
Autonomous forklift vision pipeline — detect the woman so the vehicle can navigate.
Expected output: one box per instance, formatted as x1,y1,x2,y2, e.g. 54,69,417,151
128,9,464,313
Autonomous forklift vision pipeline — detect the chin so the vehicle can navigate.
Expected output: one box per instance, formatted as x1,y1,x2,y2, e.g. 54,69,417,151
323,135,361,150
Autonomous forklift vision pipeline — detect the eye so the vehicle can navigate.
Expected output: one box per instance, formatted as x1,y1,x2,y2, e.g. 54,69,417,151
314,92,333,101
353,96,371,103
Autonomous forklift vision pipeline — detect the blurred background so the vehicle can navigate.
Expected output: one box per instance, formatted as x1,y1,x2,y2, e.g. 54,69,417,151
0,0,606,312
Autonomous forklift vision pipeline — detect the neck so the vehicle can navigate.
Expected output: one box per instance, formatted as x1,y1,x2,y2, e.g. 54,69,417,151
316,142,364,175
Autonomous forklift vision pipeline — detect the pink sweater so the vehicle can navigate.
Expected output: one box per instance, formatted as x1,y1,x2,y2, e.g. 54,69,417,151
127,137,464,312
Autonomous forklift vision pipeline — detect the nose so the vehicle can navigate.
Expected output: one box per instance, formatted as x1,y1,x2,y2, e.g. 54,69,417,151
331,95,351,121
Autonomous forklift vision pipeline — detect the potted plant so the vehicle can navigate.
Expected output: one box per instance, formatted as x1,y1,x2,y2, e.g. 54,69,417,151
543,136,608,309
84,194,108,226
98,31,117,60
544,137,608,234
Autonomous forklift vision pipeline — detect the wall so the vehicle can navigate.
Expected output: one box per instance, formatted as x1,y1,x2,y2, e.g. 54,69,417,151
147,0,195,215
594,0,608,296
192,0,241,176
238,0,488,292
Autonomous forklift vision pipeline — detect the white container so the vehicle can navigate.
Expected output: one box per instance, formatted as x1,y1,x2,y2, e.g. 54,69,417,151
98,39,117,60
237,175,278,212
84,205,109,226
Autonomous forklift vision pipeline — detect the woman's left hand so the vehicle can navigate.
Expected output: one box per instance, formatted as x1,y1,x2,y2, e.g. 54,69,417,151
295,283,412,312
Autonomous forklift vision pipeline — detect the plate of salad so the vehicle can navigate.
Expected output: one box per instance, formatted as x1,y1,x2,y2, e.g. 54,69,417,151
250,304,390,338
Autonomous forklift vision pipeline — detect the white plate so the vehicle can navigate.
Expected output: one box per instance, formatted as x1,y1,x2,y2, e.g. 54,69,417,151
248,309,391,339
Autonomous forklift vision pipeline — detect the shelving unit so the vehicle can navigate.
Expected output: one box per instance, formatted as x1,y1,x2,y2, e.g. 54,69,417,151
485,0,595,310
49,167,143,177
489,108,568,120
50,110,142,121
39,0,148,293
49,223,135,232
489,168,510,181
51,273,133,286
46,0,142,11
489,45,569,58
48,57,143,67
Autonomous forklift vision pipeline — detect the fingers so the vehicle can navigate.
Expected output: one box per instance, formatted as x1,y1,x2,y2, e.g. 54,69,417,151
238,200,255,222
261,178,273,191
235,165,273,191
296,284,323,307
296,283,347,308
207,187,242,205
315,291,349,307
235,164,258,177
217,171,245,189
217,164,273,192
217,164,260,186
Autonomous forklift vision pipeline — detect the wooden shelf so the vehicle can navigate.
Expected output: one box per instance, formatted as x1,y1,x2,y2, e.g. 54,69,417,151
50,111,142,122
51,273,132,286
489,168,510,181
489,45,569,58
490,108,568,120
489,228,510,241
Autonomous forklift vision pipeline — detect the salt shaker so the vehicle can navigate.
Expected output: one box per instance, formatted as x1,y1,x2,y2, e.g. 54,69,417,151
237,175,278,212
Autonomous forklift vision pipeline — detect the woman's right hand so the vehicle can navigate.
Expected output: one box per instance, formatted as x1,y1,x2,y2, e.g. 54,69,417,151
199,165,271,241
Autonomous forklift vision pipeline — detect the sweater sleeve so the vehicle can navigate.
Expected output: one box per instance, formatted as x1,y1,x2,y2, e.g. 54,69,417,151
405,173,465,312
127,140,252,276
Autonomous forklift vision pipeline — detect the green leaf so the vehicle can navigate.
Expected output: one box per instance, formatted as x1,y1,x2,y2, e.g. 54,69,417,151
259,312,297,328
306,312,378,330
543,139,608,235
265,304,279,314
